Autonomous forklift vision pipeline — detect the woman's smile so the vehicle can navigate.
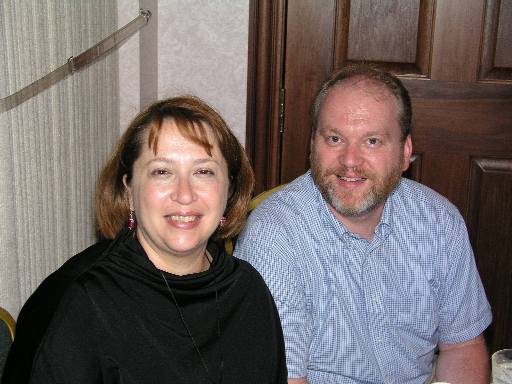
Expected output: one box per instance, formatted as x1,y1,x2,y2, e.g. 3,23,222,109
124,119,230,273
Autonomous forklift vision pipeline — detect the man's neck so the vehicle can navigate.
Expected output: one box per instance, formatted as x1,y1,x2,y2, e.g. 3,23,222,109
330,204,385,241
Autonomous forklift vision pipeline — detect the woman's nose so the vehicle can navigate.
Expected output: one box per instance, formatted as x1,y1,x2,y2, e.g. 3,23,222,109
171,177,196,204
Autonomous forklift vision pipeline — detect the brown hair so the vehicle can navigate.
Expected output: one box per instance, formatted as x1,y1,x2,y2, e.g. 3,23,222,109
312,63,412,141
96,96,254,240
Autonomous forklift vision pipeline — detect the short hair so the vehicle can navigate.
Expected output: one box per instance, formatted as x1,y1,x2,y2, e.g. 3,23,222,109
312,64,412,141
96,96,254,240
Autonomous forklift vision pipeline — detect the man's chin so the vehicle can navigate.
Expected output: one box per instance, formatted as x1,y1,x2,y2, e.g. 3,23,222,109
326,190,370,217
330,200,376,218
327,184,389,218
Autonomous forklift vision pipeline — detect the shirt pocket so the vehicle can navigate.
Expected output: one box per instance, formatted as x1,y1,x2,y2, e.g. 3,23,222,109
389,291,439,351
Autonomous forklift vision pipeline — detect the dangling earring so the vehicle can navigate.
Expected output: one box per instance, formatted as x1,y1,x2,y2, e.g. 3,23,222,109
128,210,136,230
219,216,226,227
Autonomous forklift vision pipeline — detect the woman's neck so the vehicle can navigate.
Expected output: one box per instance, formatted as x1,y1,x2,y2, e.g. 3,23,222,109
153,252,210,275
136,231,210,275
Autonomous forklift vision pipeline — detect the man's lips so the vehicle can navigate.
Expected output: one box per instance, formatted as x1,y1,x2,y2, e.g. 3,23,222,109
333,174,369,190
337,175,367,182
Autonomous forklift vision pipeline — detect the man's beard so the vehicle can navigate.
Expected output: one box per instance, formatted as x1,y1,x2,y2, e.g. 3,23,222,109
311,153,403,218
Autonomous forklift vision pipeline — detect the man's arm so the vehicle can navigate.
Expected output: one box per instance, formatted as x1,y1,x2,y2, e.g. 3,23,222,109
234,209,312,381
435,334,489,384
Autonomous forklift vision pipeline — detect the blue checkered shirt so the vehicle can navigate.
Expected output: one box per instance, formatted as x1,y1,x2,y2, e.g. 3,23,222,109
234,171,492,384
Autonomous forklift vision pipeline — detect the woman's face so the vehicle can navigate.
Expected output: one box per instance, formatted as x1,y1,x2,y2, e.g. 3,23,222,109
124,119,229,271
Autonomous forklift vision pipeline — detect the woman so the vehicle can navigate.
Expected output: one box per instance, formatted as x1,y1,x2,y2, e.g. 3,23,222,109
29,96,287,383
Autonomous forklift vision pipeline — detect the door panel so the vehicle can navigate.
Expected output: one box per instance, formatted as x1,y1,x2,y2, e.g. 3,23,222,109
480,0,512,80
281,0,336,182
430,0,485,81
468,159,512,352
246,0,512,353
347,1,419,63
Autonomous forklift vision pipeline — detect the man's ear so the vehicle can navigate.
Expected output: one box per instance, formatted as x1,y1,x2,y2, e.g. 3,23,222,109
122,174,134,210
310,129,317,151
402,134,413,172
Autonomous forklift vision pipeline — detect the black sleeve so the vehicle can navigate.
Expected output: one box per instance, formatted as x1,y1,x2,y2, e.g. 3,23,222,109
29,284,101,384
2,241,110,384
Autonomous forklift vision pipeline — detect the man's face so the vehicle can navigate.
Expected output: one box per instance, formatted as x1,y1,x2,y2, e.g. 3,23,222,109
311,80,412,222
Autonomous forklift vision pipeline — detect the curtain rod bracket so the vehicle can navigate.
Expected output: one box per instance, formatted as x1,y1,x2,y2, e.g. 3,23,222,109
67,56,75,72
140,9,152,23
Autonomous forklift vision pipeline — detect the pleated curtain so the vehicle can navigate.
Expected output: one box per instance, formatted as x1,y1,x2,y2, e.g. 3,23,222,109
0,0,120,318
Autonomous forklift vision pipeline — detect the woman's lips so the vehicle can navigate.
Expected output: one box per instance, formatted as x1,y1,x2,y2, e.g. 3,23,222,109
169,215,199,222
165,213,202,228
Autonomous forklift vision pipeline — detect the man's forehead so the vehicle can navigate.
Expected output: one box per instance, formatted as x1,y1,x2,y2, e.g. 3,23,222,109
330,77,395,102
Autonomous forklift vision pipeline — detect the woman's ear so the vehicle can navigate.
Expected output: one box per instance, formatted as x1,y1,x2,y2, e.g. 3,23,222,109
122,174,134,210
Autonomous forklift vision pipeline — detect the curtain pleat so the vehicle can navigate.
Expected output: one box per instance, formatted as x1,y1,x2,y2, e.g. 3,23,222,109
0,0,119,318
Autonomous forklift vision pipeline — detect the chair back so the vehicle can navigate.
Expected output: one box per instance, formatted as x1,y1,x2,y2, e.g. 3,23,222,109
0,306,15,379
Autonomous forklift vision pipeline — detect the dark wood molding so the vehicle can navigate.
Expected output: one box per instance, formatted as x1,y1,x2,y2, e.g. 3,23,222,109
245,0,286,194
479,0,512,81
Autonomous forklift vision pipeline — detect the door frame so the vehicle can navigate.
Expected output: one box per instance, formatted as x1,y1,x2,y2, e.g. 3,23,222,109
245,0,286,194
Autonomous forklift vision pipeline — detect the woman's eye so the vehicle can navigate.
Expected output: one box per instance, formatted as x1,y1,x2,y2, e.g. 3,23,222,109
151,169,169,176
195,169,214,176
326,136,341,144
367,137,380,145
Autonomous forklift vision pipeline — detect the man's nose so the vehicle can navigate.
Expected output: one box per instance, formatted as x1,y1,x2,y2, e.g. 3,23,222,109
338,143,363,168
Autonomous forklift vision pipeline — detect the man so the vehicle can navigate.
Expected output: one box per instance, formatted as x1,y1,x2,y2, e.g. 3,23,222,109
234,64,492,383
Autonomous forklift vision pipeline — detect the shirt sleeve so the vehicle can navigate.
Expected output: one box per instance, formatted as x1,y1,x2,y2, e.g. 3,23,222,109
29,284,100,384
437,213,492,344
234,212,312,379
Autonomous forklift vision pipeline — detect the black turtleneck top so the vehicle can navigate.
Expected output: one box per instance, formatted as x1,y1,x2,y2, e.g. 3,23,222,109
27,230,287,383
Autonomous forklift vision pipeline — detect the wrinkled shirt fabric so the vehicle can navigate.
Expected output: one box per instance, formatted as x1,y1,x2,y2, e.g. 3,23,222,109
235,171,491,384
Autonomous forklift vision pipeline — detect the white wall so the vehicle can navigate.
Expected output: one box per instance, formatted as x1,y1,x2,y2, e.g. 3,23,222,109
119,0,249,145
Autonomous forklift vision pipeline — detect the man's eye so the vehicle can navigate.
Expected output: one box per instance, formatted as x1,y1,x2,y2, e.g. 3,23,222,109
367,138,380,145
327,136,341,144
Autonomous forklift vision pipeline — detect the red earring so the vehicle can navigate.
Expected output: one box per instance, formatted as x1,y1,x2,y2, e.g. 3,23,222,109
219,216,226,227
128,210,136,230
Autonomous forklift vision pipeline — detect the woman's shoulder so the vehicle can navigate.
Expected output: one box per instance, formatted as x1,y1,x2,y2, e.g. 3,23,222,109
8,239,112,384
58,239,112,277
19,239,111,318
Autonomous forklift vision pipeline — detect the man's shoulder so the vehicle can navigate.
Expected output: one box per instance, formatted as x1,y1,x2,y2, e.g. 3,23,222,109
395,178,462,219
236,172,325,264
249,172,320,223
232,257,276,292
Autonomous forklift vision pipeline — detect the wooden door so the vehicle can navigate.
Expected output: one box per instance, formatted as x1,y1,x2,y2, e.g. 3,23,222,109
246,0,512,354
